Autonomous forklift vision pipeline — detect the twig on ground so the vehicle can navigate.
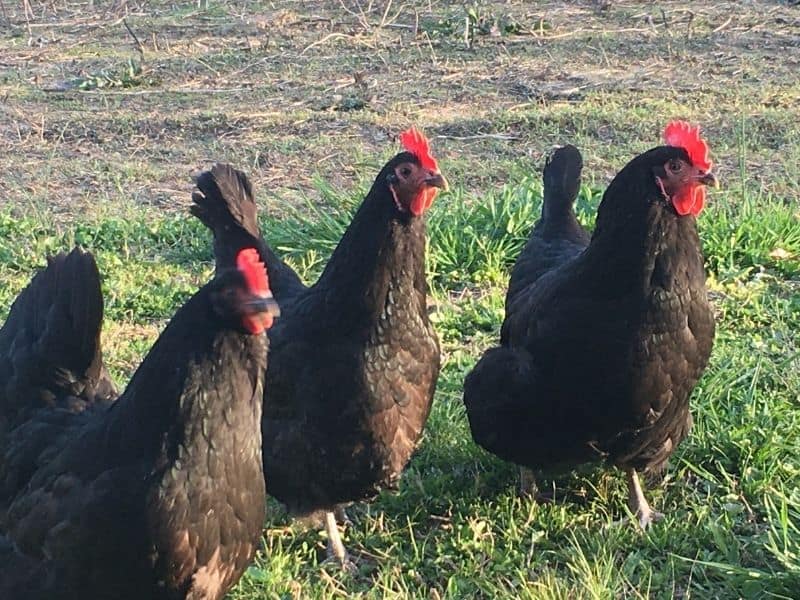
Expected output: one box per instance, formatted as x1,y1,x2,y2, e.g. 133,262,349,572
193,57,220,76
227,56,273,79
301,32,372,55
123,18,145,62
420,30,438,65
378,0,393,28
712,16,733,34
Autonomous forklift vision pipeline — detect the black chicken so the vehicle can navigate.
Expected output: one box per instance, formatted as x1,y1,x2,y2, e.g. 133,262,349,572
202,130,446,565
0,179,279,599
464,122,717,527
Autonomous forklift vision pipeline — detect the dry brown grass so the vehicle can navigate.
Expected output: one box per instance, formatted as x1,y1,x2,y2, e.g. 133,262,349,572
1,1,798,220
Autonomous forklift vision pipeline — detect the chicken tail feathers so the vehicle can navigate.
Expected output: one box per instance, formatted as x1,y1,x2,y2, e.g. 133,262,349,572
192,163,263,270
192,163,305,301
463,346,540,464
0,248,116,431
541,144,583,223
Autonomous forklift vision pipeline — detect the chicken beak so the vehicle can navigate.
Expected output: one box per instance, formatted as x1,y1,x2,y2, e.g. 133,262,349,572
698,171,719,189
245,296,281,318
424,172,449,191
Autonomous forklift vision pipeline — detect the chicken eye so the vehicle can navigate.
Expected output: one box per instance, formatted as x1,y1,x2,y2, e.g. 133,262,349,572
668,159,683,173
399,166,412,178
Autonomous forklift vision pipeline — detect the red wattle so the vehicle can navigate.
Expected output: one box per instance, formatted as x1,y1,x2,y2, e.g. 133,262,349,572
242,313,272,335
671,186,706,217
410,189,436,216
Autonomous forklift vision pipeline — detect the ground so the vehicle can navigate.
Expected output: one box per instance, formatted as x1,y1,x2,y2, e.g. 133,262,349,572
1,1,799,598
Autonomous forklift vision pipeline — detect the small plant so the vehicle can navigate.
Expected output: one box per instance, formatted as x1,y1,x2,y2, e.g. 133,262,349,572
75,58,150,90
466,4,525,37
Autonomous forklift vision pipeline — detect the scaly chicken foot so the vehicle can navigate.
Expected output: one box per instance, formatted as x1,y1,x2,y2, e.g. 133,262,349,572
625,468,664,529
324,510,356,573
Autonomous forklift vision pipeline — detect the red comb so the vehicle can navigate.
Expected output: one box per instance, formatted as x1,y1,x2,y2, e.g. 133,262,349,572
399,127,438,171
663,121,712,172
236,248,270,297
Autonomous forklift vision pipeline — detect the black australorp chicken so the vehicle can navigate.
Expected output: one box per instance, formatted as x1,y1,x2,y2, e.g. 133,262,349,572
0,186,279,598
464,122,717,527
211,129,446,566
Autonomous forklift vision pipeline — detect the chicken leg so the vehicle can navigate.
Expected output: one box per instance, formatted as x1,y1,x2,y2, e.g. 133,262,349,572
324,510,355,572
626,468,664,529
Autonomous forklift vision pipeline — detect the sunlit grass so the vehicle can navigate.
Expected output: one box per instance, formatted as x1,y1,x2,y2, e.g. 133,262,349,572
1,170,798,598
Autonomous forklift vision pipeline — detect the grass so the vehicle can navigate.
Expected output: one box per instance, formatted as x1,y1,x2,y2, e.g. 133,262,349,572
1,175,798,599
1,1,799,598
